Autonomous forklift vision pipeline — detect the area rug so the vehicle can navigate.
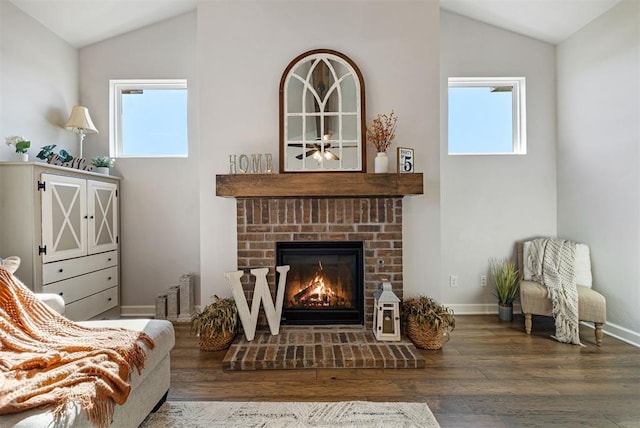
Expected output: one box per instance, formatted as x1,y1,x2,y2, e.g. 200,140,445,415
140,400,441,427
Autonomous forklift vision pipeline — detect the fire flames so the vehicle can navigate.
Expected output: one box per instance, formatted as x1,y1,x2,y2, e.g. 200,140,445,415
291,261,349,308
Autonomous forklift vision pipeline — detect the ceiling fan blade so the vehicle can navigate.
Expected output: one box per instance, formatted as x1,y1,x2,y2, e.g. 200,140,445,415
326,150,340,161
296,149,316,160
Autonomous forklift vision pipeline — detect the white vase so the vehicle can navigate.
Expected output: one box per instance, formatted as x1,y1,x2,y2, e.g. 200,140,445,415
374,152,389,173
18,153,29,162
95,167,110,175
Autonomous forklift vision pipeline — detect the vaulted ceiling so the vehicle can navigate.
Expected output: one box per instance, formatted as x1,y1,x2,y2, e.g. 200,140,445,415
9,0,622,48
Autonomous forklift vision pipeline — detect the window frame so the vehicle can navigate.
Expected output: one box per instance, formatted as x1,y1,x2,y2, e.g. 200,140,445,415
109,79,188,158
448,77,526,155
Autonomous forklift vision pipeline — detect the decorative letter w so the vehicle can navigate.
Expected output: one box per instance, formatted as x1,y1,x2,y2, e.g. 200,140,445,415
225,265,289,341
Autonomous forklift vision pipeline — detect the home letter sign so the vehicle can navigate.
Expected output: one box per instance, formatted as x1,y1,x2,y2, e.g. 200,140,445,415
225,265,290,341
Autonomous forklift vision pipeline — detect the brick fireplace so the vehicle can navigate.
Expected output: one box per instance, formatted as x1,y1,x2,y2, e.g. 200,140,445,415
216,172,423,330
235,197,403,329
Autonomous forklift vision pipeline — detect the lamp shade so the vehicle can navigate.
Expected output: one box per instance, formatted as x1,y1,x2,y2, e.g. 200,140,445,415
64,106,98,134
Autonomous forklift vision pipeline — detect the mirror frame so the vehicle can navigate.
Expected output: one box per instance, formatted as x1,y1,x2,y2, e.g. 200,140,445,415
279,49,366,173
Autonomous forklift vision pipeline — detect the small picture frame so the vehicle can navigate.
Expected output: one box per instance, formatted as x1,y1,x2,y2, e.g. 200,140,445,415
397,147,414,173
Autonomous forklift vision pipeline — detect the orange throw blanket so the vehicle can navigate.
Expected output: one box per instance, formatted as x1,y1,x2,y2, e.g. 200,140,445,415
0,267,154,427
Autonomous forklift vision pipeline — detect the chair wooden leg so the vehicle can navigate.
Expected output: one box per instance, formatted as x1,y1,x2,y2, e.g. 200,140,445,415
595,322,604,347
524,313,532,334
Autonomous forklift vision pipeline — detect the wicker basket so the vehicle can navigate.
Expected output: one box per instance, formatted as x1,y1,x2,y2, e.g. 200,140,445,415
198,330,235,351
406,316,447,350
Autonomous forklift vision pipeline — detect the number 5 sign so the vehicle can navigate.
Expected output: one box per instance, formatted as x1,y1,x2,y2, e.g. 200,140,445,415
397,147,414,173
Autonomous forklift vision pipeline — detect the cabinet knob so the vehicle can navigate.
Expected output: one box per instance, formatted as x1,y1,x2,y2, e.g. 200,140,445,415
58,268,64,273
107,258,112,262
108,276,112,280
90,215,94,219
108,297,112,301
59,292,63,296
84,215,88,219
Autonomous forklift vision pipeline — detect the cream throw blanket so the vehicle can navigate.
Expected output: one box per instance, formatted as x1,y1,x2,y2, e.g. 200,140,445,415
0,266,154,427
527,238,582,345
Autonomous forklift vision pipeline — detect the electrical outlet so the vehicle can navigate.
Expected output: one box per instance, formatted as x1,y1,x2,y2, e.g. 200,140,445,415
450,275,458,287
480,275,487,287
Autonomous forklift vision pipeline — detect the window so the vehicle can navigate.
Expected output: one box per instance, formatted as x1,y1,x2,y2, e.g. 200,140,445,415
109,79,188,158
448,77,526,155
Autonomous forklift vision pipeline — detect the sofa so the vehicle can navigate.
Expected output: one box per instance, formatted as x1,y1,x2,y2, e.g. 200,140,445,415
0,277,175,427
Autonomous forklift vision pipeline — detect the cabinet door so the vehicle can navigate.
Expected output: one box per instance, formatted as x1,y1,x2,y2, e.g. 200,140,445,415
41,174,87,263
88,180,118,254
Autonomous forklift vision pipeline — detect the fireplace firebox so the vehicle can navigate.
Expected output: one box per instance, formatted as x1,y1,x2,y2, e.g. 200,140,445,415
276,241,364,325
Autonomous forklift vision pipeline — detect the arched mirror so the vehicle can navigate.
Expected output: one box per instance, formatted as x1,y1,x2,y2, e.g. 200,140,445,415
279,49,366,172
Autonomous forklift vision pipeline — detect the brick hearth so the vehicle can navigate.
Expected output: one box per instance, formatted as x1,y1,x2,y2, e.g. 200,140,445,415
222,326,425,370
235,197,404,329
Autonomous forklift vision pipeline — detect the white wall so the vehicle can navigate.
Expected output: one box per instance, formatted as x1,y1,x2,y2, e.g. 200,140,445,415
79,12,200,311
557,0,640,344
198,0,441,303
0,1,77,162
440,11,558,311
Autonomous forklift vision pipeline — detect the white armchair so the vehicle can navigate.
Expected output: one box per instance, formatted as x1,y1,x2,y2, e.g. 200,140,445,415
35,293,66,315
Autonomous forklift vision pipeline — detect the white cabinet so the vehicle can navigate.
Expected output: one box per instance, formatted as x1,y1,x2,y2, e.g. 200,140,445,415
0,163,120,320
40,174,118,262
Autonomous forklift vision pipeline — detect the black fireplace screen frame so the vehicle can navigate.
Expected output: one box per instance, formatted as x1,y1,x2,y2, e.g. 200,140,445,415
276,241,364,325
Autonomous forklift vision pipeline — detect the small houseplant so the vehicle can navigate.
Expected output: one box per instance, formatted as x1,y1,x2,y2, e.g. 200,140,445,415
5,135,31,161
191,295,239,351
490,258,520,321
91,156,115,174
402,295,455,350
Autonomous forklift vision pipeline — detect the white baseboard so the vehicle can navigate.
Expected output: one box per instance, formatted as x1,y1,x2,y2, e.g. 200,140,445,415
122,304,639,348
581,320,640,348
446,303,522,315
120,305,202,322
120,305,155,318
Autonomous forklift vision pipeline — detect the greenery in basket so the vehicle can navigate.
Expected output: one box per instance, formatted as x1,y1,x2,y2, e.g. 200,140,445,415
490,257,520,305
91,156,115,168
191,295,239,339
402,295,455,332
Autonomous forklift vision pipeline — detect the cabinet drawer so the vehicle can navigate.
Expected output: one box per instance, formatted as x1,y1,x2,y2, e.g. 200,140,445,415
64,286,118,321
42,266,118,304
43,251,118,285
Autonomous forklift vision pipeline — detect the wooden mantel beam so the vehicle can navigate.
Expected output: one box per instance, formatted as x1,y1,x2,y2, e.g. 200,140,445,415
215,173,424,198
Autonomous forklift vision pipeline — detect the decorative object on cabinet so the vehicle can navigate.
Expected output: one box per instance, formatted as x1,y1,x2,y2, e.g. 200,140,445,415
5,135,30,161
64,105,98,158
397,147,414,173
0,163,120,321
402,295,455,350
91,156,115,174
280,49,366,172
36,144,73,163
191,295,239,351
490,257,520,322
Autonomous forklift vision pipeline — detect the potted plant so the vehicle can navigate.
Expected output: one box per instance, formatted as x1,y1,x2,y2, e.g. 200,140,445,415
366,111,397,173
91,156,115,175
402,295,455,350
490,258,520,321
191,295,239,351
5,135,31,161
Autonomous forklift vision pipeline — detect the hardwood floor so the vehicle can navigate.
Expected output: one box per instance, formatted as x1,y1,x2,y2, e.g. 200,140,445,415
168,315,640,427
